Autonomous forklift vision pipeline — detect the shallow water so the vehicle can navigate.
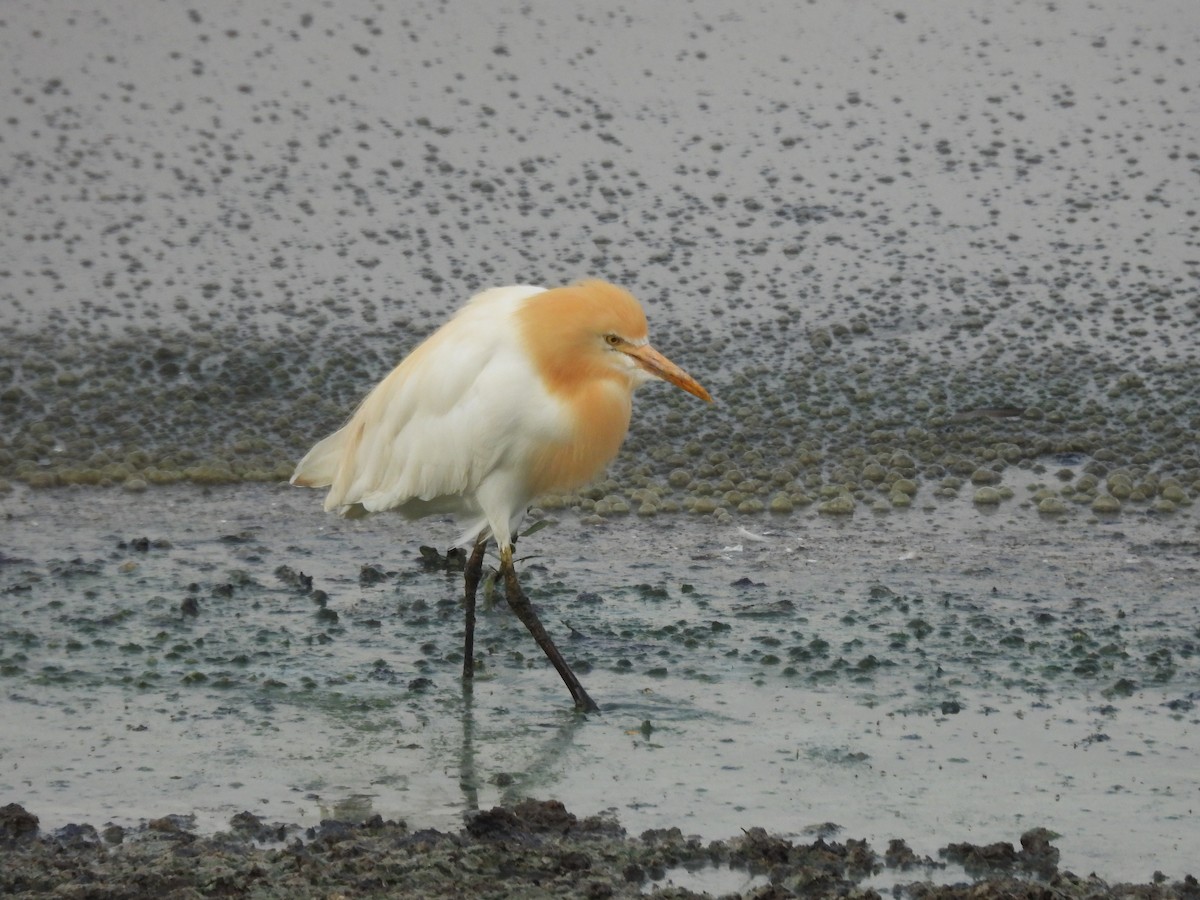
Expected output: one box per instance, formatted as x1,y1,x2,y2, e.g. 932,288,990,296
1,483,1196,883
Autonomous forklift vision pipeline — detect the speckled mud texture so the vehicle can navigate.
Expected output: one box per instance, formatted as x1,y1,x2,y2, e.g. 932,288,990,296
2,0,1199,897
3,799,1199,900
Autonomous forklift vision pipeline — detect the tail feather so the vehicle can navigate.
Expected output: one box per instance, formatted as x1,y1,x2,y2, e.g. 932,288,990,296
290,428,349,490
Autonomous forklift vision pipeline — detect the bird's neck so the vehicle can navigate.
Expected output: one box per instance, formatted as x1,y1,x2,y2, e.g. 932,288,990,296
527,377,633,498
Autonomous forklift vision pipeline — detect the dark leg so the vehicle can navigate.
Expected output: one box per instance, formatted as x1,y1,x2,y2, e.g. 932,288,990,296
499,546,599,713
462,538,487,679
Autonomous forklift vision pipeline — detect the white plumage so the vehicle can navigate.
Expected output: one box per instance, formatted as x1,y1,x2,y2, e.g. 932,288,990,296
293,285,557,549
291,279,711,711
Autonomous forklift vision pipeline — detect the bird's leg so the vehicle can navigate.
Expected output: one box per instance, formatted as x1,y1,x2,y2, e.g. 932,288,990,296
499,545,599,713
462,538,488,680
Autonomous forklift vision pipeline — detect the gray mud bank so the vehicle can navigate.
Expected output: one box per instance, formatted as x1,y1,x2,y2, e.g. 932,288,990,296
3,797,1198,899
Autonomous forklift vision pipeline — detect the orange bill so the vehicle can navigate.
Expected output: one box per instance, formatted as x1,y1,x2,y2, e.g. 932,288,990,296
624,343,713,403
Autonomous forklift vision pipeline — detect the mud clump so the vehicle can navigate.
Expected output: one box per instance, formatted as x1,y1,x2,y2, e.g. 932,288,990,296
0,803,39,843
0,801,1197,899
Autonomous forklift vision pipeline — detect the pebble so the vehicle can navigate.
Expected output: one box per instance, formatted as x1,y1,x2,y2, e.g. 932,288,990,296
973,487,1003,505
818,494,855,515
1037,497,1068,515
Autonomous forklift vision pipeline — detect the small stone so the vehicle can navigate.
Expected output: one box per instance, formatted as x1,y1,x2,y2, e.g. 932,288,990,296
973,487,1003,505
862,462,887,482
818,494,855,515
1161,483,1186,503
768,493,793,513
1107,473,1134,497
667,468,691,487
604,496,630,515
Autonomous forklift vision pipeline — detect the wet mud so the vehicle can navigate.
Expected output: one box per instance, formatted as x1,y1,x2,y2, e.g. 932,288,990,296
2,483,1198,895
3,0,1200,895
3,798,1199,899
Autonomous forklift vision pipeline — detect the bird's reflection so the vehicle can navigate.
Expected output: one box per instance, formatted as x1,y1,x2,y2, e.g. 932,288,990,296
458,679,480,816
455,677,592,825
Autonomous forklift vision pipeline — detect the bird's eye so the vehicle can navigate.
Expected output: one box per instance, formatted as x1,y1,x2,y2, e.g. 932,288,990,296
604,334,622,347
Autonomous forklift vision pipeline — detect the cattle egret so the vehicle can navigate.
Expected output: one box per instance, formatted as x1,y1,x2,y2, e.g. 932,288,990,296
291,280,712,711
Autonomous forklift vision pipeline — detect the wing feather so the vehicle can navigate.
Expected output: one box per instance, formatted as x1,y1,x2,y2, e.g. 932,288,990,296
291,285,562,527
